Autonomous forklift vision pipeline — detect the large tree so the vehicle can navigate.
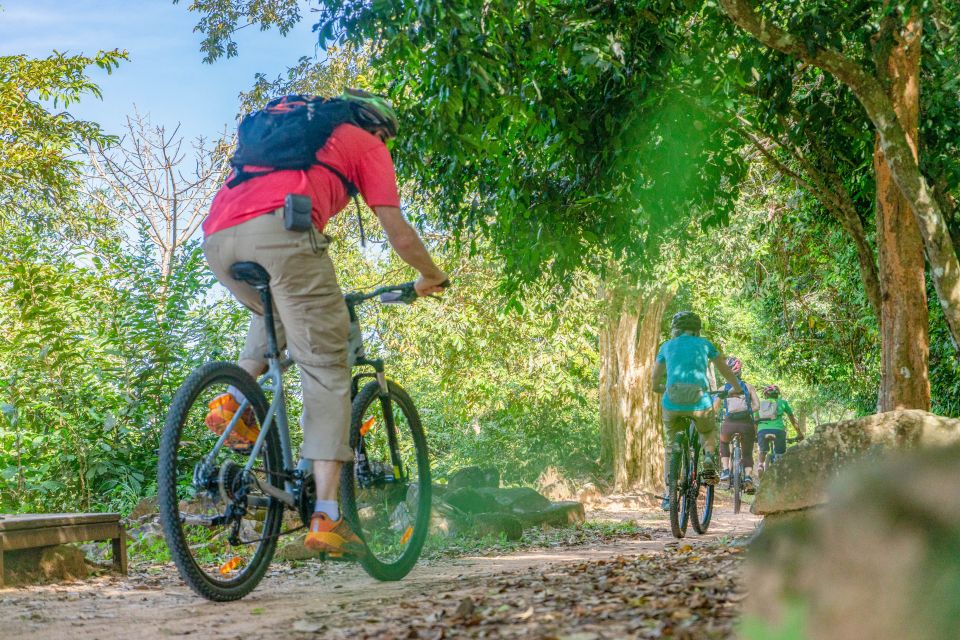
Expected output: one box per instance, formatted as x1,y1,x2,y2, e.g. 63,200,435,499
715,0,960,358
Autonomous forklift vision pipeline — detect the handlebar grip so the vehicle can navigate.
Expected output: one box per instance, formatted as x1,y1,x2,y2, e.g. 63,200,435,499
380,282,418,304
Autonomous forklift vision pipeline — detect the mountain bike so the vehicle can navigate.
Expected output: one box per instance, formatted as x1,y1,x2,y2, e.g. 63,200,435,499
158,261,439,601
667,391,726,539
728,432,745,515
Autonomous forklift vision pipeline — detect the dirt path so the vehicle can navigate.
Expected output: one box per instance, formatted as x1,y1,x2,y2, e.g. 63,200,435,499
0,501,760,639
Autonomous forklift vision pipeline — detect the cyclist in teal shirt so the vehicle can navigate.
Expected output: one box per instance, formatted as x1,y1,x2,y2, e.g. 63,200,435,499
652,311,742,510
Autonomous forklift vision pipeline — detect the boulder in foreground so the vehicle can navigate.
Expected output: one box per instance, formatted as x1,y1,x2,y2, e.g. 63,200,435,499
753,410,960,515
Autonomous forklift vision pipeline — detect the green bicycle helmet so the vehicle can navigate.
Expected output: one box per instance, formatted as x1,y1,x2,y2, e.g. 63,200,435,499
342,88,398,139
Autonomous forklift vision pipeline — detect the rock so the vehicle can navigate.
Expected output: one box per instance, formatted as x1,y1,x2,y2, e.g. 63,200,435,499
745,444,960,640
577,483,604,507
519,501,586,527
753,410,960,515
443,487,504,514
127,518,163,544
476,487,552,513
536,466,578,501
275,534,324,561
128,496,158,520
429,510,458,538
470,513,523,541
447,466,500,491
4,545,93,585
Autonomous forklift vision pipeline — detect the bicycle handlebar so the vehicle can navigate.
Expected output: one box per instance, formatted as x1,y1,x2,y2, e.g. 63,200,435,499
345,279,451,306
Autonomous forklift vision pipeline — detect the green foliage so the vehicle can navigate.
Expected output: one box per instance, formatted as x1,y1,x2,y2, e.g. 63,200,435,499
0,50,125,205
182,1,748,286
0,215,245,512
174,0,302,63
325,211,604,484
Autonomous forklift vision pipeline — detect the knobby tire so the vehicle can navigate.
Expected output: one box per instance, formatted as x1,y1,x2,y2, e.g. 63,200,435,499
341,379,431,581
158,362,283,602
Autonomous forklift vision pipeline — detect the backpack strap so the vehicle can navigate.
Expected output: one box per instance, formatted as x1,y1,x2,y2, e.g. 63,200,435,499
316,161,367,247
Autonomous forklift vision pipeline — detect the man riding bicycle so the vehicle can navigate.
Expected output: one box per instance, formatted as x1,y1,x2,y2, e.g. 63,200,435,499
200,89,448,556
651,311,742,511
756,384,804,473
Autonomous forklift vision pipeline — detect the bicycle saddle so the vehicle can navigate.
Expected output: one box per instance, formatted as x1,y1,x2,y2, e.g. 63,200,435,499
230,261,271,287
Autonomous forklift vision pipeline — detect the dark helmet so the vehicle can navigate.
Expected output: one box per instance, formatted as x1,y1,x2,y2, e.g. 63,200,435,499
726,356,743,375
763,384,780,398
342,88,398,138
671,311,702,334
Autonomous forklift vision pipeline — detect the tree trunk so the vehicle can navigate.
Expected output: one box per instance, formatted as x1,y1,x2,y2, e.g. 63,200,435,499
875,13,931,411
599,285,673,493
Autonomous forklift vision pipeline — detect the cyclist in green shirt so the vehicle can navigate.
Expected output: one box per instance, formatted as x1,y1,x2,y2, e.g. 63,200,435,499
756,384,804,473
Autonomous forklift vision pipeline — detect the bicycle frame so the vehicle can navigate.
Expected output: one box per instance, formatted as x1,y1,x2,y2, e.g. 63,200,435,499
199,281,409,509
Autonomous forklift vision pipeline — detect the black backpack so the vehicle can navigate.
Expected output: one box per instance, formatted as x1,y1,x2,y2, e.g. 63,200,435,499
226,94,358,196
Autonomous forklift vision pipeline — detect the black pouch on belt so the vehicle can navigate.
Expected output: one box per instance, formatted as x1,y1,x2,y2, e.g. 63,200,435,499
283,193,313,232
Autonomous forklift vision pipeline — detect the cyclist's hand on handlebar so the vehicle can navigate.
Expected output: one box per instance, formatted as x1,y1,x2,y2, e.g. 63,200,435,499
415,271,450,297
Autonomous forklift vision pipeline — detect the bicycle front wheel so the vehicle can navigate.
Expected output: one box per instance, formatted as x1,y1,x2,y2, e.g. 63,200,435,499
158,362,284,601
691,445,714,534
341,379,431,581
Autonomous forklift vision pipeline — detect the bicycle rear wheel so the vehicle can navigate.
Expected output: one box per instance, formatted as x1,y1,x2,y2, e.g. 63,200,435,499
668,436,691,538
732,444,743,515
691,445,714,534
341,379,431,581
158,362,284,601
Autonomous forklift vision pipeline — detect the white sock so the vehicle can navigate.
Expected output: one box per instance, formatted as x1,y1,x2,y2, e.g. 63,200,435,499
227,385,246,404
314,500,339,520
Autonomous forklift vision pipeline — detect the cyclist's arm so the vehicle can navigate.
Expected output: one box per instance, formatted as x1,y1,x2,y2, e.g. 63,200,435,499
750,385,761,425
712,356,741,393
374,206,448,295
651,360,666,393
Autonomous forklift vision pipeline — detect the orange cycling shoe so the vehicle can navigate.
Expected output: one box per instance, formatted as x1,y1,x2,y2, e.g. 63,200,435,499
205,393,260,453
304,513,366,557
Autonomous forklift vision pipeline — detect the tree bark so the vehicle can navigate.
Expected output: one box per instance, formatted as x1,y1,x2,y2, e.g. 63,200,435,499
599,285,673,493
874,13,931,411
717,0,960,352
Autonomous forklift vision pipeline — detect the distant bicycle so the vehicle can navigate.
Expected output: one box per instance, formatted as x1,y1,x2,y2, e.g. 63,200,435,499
758,434,801,477
727,432,746,515
667,390,727,539
158,261,441,601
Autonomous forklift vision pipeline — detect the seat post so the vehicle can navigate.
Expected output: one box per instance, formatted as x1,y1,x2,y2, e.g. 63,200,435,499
256,285,280,360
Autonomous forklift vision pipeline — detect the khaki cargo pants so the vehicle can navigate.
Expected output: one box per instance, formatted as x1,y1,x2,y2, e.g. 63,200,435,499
203,211,352,462
661,407,717,488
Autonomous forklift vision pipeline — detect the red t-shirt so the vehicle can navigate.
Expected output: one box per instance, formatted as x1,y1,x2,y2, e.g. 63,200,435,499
203,123,401,236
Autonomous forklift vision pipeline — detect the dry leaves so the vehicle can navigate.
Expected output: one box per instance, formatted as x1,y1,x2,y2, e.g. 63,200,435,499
300,543,745,639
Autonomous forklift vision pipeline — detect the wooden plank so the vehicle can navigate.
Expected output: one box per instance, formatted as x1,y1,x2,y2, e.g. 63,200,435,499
0,523,121,552
0,513,120,531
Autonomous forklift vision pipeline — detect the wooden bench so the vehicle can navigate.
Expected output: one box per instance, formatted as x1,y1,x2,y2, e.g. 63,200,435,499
0,513,127,587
